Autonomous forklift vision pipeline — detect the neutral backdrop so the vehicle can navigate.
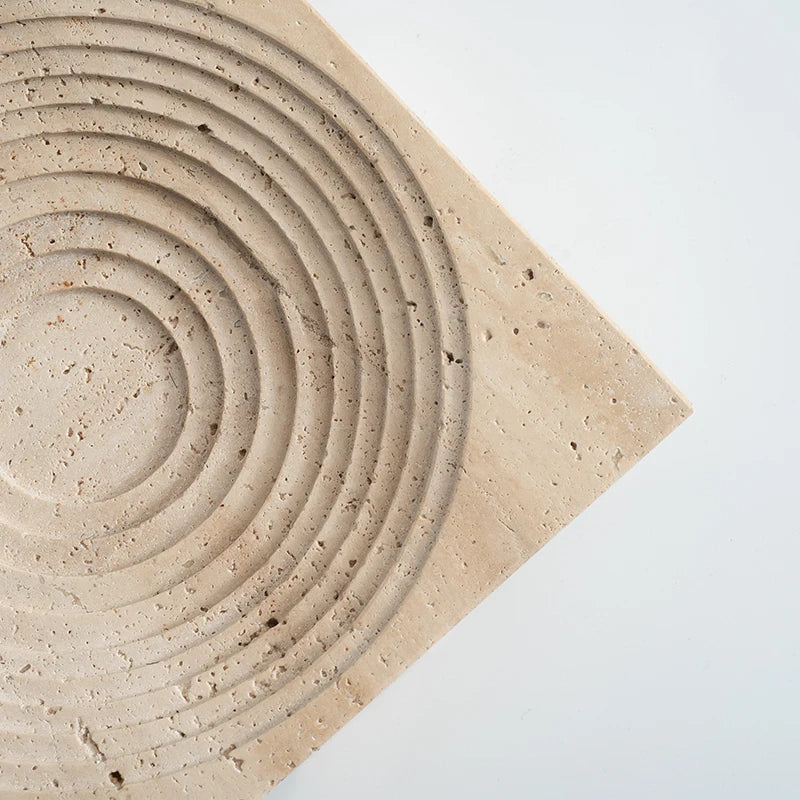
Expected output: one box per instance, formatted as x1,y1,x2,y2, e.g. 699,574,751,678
269,1,800,798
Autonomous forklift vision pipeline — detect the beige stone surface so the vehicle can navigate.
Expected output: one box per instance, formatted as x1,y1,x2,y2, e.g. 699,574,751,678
0,1,689,797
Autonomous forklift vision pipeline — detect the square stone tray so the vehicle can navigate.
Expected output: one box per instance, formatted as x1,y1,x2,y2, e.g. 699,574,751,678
0,1,690,797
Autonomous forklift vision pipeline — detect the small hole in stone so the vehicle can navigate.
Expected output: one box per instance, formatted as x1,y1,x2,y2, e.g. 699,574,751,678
570,441,578,451
109,771,124,789
267,617,279,628
524,269,534,280
238,449,247,458
423,215,434,228
197,123,212,133
513,328,520,335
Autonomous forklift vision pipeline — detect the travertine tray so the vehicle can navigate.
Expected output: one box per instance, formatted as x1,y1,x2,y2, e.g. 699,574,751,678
0,1,690,797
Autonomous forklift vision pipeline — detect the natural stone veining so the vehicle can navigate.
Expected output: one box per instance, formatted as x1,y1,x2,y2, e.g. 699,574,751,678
0,1,690,797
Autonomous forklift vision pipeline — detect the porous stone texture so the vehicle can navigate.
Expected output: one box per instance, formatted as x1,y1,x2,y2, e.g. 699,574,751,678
0,1,690,797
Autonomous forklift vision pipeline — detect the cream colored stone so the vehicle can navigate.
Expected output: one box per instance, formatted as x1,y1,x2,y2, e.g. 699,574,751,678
0,1,689,797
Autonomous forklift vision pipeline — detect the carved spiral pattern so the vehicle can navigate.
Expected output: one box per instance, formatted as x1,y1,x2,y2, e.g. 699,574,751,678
0,1,469,794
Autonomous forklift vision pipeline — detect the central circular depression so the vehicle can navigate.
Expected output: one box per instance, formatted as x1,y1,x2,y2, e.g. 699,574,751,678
0,287,188,503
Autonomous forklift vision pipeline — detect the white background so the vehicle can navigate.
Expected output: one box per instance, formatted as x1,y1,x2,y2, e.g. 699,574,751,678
270,1,800,798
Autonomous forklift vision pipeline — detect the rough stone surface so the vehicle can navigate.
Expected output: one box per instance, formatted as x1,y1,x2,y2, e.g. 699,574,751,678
0,1,690,797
